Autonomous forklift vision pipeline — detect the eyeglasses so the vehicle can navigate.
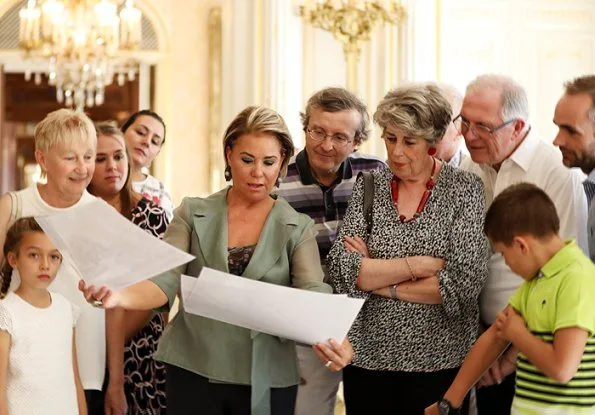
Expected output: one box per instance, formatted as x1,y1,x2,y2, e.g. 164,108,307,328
453,114,517,139
306,127,354,147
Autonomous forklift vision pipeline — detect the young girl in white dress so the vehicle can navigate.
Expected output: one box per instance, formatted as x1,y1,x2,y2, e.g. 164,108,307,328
0,217,86,415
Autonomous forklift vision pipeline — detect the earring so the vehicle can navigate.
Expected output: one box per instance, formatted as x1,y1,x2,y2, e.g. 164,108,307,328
428,147,437,156
224,166,232,181
275,176,281,187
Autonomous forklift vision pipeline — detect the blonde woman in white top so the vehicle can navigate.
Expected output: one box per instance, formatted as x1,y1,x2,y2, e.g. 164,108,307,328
0,109,105,414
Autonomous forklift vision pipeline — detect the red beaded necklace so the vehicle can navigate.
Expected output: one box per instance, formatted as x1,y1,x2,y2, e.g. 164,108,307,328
390,157,437,223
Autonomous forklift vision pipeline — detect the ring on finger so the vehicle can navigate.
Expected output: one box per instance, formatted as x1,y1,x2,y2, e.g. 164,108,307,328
325,360,332,368
92,298,103,307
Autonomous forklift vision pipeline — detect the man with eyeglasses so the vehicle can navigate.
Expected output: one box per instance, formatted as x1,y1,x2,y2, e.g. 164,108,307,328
553,75,595,263
275,87,385,415
457,74,588,415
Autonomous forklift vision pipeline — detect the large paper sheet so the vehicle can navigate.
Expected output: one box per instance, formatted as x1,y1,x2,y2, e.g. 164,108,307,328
36,198,195,290
181,267,365,345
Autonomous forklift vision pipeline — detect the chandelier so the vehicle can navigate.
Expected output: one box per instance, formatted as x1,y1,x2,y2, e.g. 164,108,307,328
18,0,142,110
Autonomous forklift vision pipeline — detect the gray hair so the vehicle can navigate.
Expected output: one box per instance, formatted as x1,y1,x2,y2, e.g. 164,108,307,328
373,83,452,147
466,74,529,120
301,87,370,143
431,82,463,117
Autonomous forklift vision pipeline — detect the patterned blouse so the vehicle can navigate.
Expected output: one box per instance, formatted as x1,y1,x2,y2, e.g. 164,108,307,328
125,198,169,414
327,164,490,372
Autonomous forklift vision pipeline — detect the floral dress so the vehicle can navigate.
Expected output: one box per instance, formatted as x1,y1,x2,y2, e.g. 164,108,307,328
124,198,169,414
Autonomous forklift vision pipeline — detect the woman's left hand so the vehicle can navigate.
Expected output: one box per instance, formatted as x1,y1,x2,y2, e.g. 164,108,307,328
313,337,354,372
344,235,370,258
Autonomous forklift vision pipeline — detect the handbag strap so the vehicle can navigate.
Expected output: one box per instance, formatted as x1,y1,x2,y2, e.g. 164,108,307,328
357,172,374,237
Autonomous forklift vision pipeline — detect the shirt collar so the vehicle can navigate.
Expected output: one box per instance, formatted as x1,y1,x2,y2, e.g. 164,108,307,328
294,149,352,186
506,127,537,172
539,240,578,279
447,149,462,167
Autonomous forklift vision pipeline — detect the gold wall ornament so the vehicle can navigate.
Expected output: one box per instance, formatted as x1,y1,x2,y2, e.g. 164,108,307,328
298,0,406,91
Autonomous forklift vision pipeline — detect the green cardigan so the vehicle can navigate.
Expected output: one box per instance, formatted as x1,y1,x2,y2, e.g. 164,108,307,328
150,187,331,414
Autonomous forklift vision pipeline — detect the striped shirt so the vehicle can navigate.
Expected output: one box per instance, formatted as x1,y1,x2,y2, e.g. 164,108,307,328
509,241,595,414
275,150,385,270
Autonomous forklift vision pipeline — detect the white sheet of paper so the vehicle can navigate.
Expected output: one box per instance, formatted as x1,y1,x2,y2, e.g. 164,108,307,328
36,198,195,291
181,267,365,345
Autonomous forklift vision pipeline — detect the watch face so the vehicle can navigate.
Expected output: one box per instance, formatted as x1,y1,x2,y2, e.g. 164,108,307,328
438,400,451,415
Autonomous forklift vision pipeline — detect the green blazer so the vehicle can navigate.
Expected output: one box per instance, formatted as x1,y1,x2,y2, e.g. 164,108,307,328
150,187,331,414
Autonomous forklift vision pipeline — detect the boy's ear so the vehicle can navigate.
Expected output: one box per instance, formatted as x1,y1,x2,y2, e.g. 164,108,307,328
512,235,530,253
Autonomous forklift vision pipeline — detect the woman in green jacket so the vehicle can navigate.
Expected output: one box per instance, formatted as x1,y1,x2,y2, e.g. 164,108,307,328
80,105,353,415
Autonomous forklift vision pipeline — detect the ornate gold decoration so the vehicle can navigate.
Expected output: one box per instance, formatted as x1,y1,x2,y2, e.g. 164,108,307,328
299,0,406,91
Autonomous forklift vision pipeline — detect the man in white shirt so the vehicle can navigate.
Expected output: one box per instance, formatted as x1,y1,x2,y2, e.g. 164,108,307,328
456,74,588,415
552,75,595,262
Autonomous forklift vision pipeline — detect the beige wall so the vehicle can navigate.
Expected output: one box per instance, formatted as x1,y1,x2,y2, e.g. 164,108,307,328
143,0,222,205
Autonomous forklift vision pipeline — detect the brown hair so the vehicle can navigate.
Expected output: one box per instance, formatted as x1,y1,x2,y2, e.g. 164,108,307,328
223,106,295,178
484,182,560,245
563,75,595,124
121,109,167,145
1,218,46,298
301,87,370,144
89,123,141,219
373,83,452,146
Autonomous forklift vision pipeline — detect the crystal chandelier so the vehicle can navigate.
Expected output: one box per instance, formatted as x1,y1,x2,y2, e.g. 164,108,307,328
18,0,142,110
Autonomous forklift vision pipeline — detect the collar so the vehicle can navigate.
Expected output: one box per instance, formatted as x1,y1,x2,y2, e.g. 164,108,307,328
295,149,352,186
538,240,579,279
447,149,462,168
506,127,537,172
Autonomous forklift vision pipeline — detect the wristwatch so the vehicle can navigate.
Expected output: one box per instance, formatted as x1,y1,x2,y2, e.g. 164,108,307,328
438,398,460,415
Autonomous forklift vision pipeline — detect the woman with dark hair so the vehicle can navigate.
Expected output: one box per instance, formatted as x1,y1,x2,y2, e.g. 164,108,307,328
88,123,169,414
81,106,353,415
121,110,174,220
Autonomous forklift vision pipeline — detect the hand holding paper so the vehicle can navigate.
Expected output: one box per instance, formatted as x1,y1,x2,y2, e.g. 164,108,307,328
181,267,365,346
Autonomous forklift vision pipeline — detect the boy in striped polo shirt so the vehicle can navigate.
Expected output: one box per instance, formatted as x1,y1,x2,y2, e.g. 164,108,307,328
426,182,595,415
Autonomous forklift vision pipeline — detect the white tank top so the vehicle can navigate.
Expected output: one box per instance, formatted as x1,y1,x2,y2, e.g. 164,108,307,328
11,184,105,391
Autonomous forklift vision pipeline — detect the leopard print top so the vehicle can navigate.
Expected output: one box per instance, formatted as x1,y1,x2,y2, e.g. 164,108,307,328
328,164,490,371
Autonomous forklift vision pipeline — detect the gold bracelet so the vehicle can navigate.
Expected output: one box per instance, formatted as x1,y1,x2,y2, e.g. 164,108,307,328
405,257,417,281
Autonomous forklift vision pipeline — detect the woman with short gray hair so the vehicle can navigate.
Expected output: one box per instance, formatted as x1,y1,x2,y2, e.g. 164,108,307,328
327,84,490,414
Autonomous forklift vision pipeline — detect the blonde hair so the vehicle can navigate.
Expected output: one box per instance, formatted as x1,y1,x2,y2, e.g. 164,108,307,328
35,109,97,155
223,106,295,178
374,83,452,146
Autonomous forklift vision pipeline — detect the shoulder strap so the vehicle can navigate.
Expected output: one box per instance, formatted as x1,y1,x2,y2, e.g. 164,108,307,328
357,172,374,237
7,191,21,228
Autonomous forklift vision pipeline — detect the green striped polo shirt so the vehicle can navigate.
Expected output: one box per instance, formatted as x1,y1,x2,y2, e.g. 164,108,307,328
508,240,595,414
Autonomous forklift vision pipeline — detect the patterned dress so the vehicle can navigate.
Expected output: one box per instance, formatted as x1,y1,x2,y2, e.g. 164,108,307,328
124,198,169,414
